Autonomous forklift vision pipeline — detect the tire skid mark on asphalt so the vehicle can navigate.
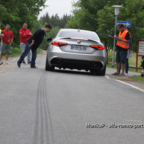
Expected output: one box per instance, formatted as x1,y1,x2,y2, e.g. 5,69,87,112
33,73,55,144
43,75,55,144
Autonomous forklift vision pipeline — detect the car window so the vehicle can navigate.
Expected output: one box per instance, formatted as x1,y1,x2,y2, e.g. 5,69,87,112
57,30,100,42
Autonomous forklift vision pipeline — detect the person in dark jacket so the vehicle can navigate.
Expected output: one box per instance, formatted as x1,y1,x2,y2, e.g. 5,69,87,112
17,24,52,68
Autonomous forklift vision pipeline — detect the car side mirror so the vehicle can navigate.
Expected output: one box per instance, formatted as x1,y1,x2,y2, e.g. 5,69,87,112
47,38,52,42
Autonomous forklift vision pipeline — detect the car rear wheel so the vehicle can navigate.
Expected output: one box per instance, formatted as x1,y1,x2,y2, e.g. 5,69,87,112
45,54,54,71
90,65,106,76
96,65,106,76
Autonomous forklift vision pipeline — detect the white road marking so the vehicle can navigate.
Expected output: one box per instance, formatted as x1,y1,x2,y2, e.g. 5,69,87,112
116,80,144,93
105,75,144,93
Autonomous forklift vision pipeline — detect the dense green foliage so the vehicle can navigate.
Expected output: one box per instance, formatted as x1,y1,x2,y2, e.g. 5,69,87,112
0,0,46,47
40,13,71,28
66,0,144,51
97,0,144,51
1,0,144,66
66,0,144,65
0,0,70,50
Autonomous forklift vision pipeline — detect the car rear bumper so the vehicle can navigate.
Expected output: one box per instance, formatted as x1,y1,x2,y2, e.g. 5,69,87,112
51,58,104,70
47,46,107,70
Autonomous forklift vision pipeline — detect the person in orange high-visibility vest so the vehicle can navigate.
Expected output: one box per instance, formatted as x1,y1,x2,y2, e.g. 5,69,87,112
112,23,130,76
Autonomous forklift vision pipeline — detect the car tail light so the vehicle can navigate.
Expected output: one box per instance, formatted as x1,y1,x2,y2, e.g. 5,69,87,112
52,42,68,47
90,45,105,50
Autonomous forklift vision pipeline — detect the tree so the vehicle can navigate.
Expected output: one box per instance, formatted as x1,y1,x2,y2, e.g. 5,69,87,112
40,12,71,28
97,0,144,52
66,0,122,30
0,0,46,47
66,0,144,63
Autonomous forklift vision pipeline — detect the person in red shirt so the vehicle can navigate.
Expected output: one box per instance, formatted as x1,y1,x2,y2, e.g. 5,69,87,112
0,23,2,56
19,23,32,64
0,24,13,65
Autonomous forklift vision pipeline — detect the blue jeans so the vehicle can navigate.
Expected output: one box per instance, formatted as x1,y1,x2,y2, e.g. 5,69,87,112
18,42,37,67
120,58,129,74
20,43,31,63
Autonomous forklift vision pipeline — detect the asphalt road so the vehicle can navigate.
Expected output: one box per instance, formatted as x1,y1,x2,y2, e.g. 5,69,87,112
0,53,144,144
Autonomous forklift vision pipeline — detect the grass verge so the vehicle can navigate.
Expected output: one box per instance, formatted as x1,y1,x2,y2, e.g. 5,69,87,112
129,75,144,84
106,62,142,73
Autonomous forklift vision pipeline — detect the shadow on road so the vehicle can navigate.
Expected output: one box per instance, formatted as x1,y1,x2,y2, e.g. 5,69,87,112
48,69,104,77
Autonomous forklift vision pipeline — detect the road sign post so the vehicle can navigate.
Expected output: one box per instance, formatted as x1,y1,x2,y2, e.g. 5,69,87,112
111,5,122,67
112,15,117,67
136,40,144,71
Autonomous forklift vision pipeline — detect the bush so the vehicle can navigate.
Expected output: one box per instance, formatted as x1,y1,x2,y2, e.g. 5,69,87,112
11,47,21,56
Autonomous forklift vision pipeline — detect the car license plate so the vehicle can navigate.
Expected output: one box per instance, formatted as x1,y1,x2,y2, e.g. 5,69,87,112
71,45,86,51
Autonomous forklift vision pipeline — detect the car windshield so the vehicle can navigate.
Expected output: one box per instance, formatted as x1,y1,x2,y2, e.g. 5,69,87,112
57,30,100,42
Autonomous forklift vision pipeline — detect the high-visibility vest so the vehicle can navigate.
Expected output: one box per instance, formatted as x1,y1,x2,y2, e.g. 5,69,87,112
0,29,2,45
117,30,129,49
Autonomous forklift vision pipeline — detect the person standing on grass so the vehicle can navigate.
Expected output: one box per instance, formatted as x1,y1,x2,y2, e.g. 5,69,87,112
0,24,13,65
19,23,32,64
112,23,130,76
17,24,52,69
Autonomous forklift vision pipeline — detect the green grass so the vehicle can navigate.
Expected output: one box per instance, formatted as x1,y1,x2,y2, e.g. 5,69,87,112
107,50,143,73
129,75,144,83
37,48,43,54
10,47,21,57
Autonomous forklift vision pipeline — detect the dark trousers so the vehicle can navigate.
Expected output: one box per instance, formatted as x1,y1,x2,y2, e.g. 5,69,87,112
18,42,37,67
120,58,129,74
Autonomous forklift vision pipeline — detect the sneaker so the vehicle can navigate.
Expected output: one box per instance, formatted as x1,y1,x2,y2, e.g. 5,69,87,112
31,66,38,69
5,61,8,64
119,73,126,76
0,61,3,65
17,62,21,68
112,72,119,75
22,61,26,64
125,73,128,76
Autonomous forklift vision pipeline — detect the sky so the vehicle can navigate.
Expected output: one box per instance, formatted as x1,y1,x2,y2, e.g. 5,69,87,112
38,0,79,18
